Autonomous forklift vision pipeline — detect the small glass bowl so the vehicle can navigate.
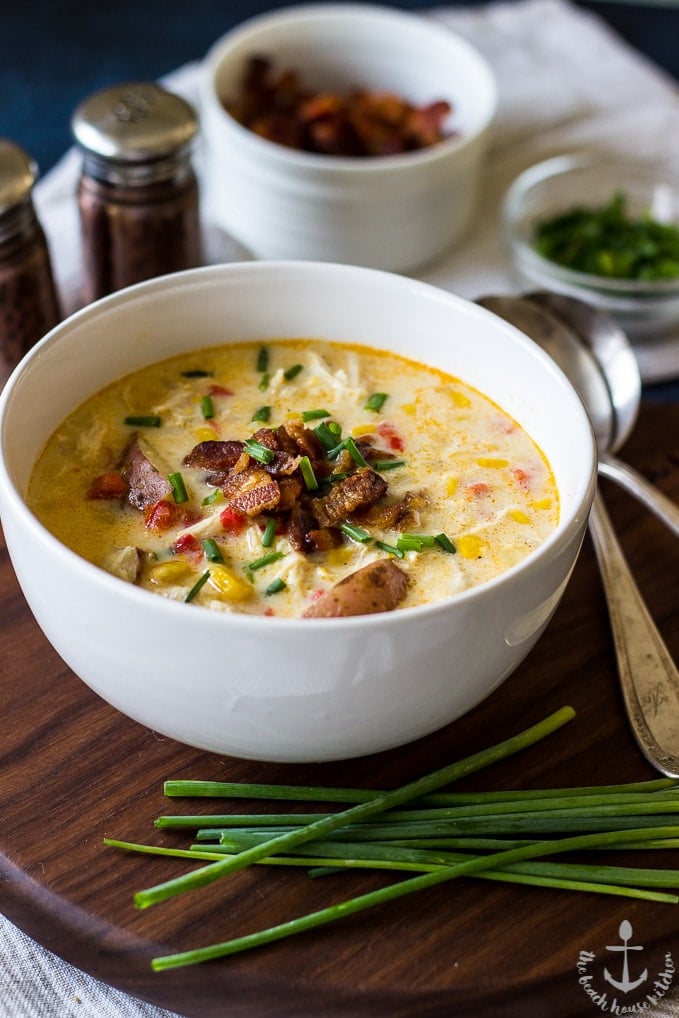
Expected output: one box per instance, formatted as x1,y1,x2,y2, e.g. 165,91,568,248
503,153,679,340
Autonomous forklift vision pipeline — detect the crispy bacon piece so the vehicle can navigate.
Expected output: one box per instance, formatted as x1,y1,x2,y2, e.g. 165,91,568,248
221,465,281,516
349,490,430,531
120,435,172,510
303,559,409,618
287,505,341,554
183,440,244,471
310,467,387,528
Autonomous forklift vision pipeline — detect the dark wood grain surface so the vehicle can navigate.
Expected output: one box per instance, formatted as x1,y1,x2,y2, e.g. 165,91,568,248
1,402,678,1018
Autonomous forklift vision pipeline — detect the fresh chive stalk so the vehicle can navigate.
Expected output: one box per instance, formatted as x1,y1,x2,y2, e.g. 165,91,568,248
374,459,407,472
435,533,457,554
168,472,188,504
314,421,341,451
184,570,211,603
397,533,437,552
375,541,405,558
299,456,319,491
258,373,270,392
200,395,215,419
124,415,161,427
202,489,223,507
301,409,331,422
150,825,679,969
261,518,277,547
252,405,271,424
283,364,303,381
203,538,223,564
265,578,287,596
243,439,275,465
256,347,268,373
340,521,372,544
132,707,575,909
246,551,285,574
364,392,388,413
181,369,212,379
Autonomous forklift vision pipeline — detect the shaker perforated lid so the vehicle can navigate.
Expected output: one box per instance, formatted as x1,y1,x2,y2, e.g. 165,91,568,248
71,82,199,163
0,140,37,213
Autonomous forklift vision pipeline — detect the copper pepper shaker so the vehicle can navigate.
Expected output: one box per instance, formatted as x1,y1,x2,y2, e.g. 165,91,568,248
0,140,61,380
71,82,203,304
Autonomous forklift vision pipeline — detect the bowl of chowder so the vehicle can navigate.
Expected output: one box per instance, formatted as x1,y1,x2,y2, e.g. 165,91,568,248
0,262,596,762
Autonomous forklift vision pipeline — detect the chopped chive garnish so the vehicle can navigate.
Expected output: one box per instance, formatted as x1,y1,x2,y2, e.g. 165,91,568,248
203,538,224,563
364,392,388,413
375,540,405,558
244,439,275,465
256,347,269,373
202,489,224,506
435,533,457,554
200,395,215,419
261,518,277,548
181,370,212,378
344,437,368,467
301,408,331,422
340,521,373,544
258,373,270,392
325,436,368,466
299,456,319,491
397,533,438,552
168,472,189,504
314,421,341,452
124,415,161,427
283,364,303,381
251,405,271,424
184,570,210,603
374,459,407,472
265,578,287,596
246,551,285,574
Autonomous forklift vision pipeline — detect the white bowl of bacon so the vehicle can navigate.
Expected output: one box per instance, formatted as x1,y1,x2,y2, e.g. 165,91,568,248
199,3,497,271
0,262,595,762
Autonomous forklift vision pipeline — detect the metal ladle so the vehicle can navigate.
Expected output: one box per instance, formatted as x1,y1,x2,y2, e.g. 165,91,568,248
477,293,679,776
526,290,679,538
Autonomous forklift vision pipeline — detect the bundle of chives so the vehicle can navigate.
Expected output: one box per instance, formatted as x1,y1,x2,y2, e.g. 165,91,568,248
102,706,679,971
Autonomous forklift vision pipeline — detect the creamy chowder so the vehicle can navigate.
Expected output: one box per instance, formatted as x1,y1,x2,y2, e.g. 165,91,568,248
28,340,559,618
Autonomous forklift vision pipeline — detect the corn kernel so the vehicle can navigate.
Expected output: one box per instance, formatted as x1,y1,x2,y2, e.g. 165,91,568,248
284,412,303,422
400,403,417,416
476,457,509,469
194,427,217,443
509,509,531,524
532,497,553,510
325,548,355,568
149,559,194,585
445,475,459,496
351,423,376,437
207,564,253,602
457,534,486,559
449,390,471,409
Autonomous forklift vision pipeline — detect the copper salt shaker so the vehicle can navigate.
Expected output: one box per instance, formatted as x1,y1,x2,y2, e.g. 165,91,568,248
0,140,61,380
71,82,203,304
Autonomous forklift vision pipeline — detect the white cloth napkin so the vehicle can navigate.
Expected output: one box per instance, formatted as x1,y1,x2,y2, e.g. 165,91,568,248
5,2,679,1015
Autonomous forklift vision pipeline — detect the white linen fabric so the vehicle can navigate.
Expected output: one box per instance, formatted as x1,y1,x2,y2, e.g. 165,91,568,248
4,1,679,1014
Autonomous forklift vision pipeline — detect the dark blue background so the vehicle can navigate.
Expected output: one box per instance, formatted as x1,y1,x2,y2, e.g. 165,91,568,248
3,0,678,175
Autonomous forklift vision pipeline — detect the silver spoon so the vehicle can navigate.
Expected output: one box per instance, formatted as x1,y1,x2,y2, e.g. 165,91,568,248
477,293,679,776
525,291,679,538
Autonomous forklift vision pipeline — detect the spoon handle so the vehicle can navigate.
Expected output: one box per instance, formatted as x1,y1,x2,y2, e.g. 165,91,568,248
588,490,679,777
599,452,679,539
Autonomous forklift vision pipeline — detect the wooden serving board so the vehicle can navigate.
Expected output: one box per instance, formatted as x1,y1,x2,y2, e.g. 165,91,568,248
1,402,678,1018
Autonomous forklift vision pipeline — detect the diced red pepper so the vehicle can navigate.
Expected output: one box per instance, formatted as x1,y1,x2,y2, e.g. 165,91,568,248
219,506,247,534
144,499,184,533
173,532,202,560
208,384,234,397
465,482,492,498
376,421,404,452
87,470,129,500
512,468,531,489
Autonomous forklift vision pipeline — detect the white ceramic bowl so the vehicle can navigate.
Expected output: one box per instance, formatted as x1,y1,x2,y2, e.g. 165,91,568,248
504,152,679,339
199,3,497,271
0,262,595,762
